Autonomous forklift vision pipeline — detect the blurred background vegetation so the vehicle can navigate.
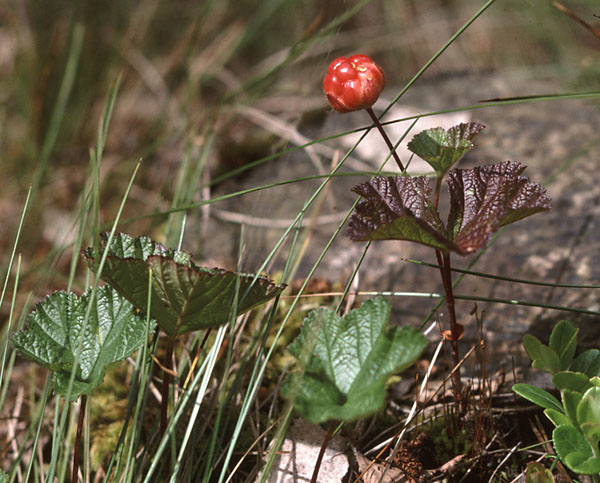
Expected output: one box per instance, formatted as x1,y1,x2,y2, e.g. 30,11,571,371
0,0,598,319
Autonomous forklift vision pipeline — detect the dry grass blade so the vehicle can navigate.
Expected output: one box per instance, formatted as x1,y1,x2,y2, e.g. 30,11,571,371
552,1,600,40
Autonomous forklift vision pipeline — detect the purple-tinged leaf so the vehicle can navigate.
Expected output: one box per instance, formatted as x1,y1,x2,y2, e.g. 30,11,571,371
407,123,485,175
447,162,551,254
348,176,456,252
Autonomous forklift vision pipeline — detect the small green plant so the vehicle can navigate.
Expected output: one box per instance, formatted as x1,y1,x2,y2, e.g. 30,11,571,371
11,286,152,401
10,285,153,482
513,320,600,479
83,232,285,434
526,461,555,483
10,231,284,479
282,297,428,482
324,54,552,414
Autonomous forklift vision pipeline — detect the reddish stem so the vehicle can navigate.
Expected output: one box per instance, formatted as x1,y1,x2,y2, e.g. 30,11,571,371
311,421,337,483
365,107,405,172
73,394,87,483
432,174,464,414
440,251,464,413
433,176,442,210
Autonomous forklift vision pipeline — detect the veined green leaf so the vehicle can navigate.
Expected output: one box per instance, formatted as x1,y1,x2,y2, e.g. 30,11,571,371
572,349,600,378
283,298,427,424
545,408,570,427
523,334,560,374
406,122,485,176
562,389,583,429
553,371,593,394
11,286,152,400
577,387,600,446
549,320,578,371
84,233,285,336
553,425,600,475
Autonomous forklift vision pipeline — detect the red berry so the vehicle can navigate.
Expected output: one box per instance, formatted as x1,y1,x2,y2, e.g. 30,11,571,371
323,54,385,113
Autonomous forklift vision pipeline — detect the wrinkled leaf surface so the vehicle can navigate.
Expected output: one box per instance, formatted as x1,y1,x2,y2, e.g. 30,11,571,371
348,161,551,256
348,176,454,251
447,162,551,254
11,286,151,400
407,122,485,175
283,298,427,424
84,233,285,336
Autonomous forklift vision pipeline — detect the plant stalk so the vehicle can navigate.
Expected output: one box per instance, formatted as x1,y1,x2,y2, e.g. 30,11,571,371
431,173,463,412
365,107,405,172
73,394,87,483
311,421,337,483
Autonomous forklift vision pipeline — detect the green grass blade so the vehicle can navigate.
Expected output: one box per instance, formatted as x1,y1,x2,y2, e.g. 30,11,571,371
404,259,600,289
35,23,84,189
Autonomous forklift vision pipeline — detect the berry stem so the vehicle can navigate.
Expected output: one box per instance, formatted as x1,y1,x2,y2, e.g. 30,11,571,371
365,107,405,172
311,421,337,483
432,174,463,415
439,251,464,414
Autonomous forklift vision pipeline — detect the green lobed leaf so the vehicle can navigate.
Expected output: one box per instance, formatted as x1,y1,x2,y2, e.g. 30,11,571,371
283,297,428,424
553,425,600,475
11,286,152,400
553,371,593,394
512,383,564,413
447,162,551,255
406,123,485,175
84,233,285,336
572,349,600,378
523,334,560,374
347,176,455,251
549,320,578,371
577,387,600,446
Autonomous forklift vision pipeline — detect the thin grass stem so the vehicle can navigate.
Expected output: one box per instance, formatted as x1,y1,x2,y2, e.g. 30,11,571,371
403,258,600,288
